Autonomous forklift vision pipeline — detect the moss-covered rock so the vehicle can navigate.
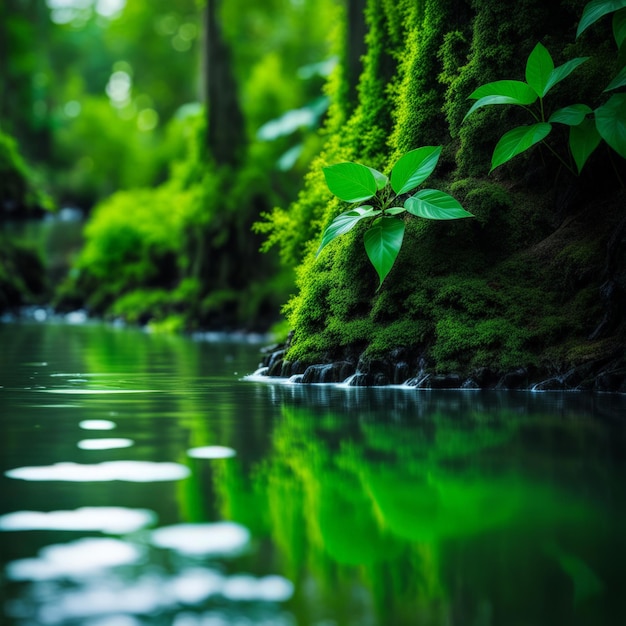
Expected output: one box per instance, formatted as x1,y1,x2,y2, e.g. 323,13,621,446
259,0,626,387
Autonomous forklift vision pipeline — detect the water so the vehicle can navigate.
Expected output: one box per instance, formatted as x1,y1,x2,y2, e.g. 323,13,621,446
1,321,626,626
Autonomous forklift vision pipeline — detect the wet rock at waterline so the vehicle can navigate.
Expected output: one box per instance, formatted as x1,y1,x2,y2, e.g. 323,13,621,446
258,342,626,393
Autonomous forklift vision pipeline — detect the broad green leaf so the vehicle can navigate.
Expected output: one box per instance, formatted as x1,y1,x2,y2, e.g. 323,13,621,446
465,80,537,119
384,207,406,215
595,93,626,158
405,189,474,220
548,104,593,125
367,167,389,190
390,146,442,195
604,64,626,91
468,80,537,101
322,162,377,202
490,123,552,171
363,217,405,288
526,43,554,98
543,57,589,94
614,8,626,48
569,118,602,173
577,0,626,37
316,206,380,256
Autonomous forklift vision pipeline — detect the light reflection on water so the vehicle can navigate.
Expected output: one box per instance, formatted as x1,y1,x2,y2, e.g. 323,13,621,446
0,507,156,533
77,438,134,450
6,460,191,482
1,321,626,626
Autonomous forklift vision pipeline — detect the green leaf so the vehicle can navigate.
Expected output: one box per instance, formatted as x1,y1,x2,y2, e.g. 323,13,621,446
363,217,405,288
490,123,552,171
614,8,626,48
548,104,593,125
367,167,389,190
577,0,626,37
384,207,406,215
595,93,626,158
464,81,537,119
405,189,474,220
316,206,381,256
526,43,554,98
322,162,377,203
543,57,589,94
569,118,602,173
390,146,442,195
604,64,626,91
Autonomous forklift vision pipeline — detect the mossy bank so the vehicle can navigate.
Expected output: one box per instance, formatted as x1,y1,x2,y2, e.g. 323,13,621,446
258,0,626,391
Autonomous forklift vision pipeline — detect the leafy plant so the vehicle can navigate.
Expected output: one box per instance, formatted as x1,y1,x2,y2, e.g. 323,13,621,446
464,43,590,172
317,147,473,287
464,0,626,174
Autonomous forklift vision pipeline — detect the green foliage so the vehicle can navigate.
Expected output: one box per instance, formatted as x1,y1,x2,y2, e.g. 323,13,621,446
576,0,626,37
317,148,472,287
464,43,590,172
464,0,626,173
68,186,191,312
0,235,47,311
255,0,402,270
0,128,54,216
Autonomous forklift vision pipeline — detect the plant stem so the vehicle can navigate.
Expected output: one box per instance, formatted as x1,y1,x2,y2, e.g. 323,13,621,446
541,140,576,176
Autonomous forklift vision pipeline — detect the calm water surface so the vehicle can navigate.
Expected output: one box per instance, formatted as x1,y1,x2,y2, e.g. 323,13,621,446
1,321,626,626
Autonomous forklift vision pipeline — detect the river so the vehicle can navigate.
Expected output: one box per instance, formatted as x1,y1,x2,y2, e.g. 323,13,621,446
1,320,625,626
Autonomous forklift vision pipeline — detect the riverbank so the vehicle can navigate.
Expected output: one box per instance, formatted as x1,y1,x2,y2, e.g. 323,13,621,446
258,334,626,393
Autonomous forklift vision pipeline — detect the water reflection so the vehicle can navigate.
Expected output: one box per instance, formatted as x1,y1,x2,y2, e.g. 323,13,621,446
0,507,156,533
188,446,236,459
151,522,250,557
6,461,191,482
7,537,144,580
79,419,117,430
1,322,625,626
78,438,134,450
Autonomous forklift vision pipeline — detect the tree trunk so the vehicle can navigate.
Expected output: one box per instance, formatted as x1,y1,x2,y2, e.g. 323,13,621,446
346,0,368,105
202,0,245,166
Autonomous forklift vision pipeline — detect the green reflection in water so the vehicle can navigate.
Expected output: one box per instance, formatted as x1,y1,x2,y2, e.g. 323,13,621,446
210,385,626,626
2,322,626,626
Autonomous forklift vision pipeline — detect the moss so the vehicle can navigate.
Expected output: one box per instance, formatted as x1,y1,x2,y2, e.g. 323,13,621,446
262,0,625,380
110,289,173,324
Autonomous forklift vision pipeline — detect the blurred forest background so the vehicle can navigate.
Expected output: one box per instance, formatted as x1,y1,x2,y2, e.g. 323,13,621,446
1,0,342,331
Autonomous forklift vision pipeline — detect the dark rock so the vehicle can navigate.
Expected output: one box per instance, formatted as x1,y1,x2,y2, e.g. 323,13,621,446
497,368,529,389
300,361,355,384
268,358,284,377
461,377,480,389
291,360,308,375
348,373,371,386
429,374,463,389
373,373,390,386
393,361,410,384
470,367,499,388
301,364,329,384
595,369,626,393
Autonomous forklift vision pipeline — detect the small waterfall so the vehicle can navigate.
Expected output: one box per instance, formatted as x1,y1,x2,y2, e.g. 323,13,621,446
337,373,360,387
